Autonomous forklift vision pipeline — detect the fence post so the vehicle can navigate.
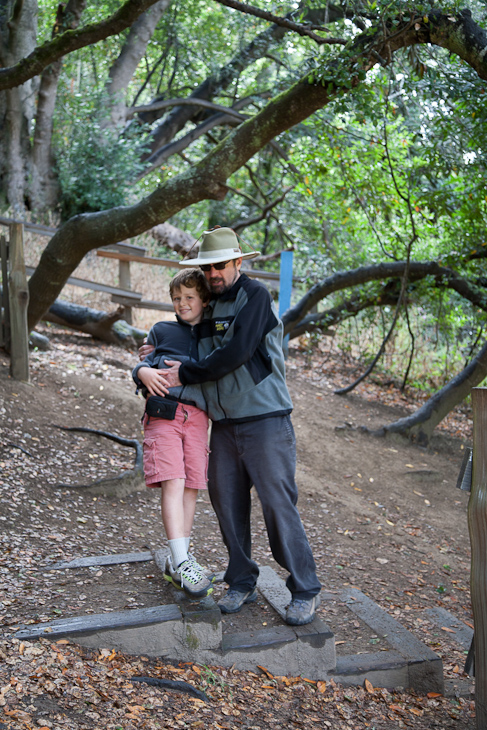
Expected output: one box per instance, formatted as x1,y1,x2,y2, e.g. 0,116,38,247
119,259,133,325
8,223,29,382
469,387,487,729
0,234,10,349
278,250,294,356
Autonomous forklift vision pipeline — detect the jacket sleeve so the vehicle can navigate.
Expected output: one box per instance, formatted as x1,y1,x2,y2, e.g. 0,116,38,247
179,284,277,384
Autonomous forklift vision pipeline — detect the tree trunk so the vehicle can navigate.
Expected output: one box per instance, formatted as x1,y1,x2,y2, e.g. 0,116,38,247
44,299,147,348
0,0,38,212
30,0,86,214
103,0,171,131
373,340,487,446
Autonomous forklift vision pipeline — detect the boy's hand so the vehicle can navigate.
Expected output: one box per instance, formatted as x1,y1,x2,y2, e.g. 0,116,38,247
139,338,155,361
163,360,182,387
137,366,170,396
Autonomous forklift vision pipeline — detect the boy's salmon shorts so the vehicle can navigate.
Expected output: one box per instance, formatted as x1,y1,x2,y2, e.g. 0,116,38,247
142,403,209,489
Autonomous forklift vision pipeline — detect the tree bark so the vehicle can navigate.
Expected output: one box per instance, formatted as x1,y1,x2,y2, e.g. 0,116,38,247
372,340,487,446
287,289,400,339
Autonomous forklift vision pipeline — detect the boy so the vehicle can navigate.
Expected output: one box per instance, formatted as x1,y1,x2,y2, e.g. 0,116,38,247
132,269,212,598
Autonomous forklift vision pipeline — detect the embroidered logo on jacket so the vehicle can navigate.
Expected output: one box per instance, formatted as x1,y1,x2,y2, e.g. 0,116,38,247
214,319,232,333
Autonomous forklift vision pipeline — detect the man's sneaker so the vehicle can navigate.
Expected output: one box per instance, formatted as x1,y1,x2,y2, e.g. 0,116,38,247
163,556,213,598
285,594,321,626
218,587,257,614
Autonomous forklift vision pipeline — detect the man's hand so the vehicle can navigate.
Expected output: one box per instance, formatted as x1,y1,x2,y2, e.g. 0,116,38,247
137,366,170,397
139,339,155,361
163,360,182,387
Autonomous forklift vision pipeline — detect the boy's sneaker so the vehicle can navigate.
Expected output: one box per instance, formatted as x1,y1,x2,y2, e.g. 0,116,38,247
285,594,321,626
163,556,213,598
188,553,216,582
218,587,257,614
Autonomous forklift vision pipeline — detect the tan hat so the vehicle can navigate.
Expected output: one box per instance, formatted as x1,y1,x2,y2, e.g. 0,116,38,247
179,227,260,266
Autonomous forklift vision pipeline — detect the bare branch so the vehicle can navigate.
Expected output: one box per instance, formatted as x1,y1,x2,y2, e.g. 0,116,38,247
213,0,347,46
231,186,293,232
127,96,252,120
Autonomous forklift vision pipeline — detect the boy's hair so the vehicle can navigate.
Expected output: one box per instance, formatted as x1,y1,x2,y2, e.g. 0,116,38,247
169,268,210,303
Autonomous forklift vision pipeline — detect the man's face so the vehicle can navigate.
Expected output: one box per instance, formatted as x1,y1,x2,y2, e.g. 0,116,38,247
202,258,242,295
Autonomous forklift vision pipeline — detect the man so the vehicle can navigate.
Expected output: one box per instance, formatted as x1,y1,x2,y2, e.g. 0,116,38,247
148,226,321,625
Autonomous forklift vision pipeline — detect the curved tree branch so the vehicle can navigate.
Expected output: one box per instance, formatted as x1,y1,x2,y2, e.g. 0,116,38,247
283,260,487,334
370,339,487,446
213,0,347,46
0,0,164,91
127,95,256,120
288,288,400,339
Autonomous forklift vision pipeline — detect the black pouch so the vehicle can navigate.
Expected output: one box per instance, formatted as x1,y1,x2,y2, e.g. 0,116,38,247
145,395,178,420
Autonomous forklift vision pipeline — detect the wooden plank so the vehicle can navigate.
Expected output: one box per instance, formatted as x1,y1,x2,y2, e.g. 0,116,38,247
111,295,174,312
97,249,183,268
47,551,154,570
8,223,29,382
97,249,282,281
0,215,56,237
103,242,146,256
25,266,142,300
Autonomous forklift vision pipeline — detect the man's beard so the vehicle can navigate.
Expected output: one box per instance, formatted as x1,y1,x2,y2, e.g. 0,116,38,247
209,269,239,295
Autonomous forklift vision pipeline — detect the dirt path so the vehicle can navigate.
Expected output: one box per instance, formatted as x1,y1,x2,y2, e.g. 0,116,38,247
0,327,475,728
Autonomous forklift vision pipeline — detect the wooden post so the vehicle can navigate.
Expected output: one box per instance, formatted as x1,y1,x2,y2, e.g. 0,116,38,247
0,234,10,349
119,259,133,325
469,387,487,729
8,223,29,382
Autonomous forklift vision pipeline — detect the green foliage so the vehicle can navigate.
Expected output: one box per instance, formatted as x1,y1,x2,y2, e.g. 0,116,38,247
54,95,149,220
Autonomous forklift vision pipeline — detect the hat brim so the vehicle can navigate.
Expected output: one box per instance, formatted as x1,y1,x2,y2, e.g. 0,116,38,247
179,249,260,266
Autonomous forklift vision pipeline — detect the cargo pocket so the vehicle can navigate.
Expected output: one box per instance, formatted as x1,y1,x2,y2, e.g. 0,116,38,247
143,438,158,480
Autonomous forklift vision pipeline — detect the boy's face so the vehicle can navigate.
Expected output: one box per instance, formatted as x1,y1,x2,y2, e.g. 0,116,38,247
171,284,207,326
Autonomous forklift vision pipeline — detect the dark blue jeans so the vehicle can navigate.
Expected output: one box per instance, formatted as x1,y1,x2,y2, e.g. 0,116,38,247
208,415,321,599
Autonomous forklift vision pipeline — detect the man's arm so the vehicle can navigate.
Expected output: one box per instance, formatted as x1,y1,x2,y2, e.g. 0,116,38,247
178,284,277,385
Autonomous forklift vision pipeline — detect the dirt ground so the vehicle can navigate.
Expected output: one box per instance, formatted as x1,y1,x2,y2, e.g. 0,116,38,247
0,324,476,728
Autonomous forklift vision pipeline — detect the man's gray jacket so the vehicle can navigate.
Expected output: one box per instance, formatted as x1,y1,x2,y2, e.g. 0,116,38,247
178,273,293,423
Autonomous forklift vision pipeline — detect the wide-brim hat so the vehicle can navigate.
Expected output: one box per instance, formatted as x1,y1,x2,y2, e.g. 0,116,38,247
179,227,260,266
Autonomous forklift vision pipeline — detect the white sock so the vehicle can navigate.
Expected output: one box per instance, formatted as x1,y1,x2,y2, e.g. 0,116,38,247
185,536,191,552
168,537,188,567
